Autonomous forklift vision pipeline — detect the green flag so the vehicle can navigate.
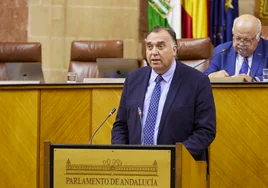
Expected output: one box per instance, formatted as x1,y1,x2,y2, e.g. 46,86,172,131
148,0,181,38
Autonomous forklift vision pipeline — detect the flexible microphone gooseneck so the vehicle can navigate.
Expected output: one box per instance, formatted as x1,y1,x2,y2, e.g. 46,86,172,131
89,108,116,144
238,47,258,82
193,48,229,69
243,57,258,82
138,107,144,145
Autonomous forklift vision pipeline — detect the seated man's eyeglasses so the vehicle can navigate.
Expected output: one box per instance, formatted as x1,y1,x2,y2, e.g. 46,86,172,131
233,32,260,45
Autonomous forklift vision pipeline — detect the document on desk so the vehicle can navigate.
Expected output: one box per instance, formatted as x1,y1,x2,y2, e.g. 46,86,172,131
0,80,41,85
83,78,125,84
209,76,246,83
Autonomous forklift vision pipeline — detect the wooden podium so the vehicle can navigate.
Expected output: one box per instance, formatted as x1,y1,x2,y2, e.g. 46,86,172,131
44,141,207,188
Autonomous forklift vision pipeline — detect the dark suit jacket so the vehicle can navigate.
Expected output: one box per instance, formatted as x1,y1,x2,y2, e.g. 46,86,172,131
204,38,268,81
111,61,216,161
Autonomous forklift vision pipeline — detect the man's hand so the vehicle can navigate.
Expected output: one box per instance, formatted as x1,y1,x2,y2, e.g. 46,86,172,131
236,74,253,82
208,70,229,78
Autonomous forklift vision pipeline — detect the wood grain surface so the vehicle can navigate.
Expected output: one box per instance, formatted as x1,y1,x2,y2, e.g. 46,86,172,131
210,87,268,188
1,83,268,188
0,90,39,188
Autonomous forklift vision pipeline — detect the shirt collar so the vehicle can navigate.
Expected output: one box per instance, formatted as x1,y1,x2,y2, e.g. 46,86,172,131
150,59,176,83
237,53,253,61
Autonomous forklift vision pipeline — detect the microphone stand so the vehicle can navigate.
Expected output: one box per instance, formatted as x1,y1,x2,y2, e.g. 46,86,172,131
238,47,258,82
138,107,144,145
244,58,258,82
193,48,228,69
89,108,116,144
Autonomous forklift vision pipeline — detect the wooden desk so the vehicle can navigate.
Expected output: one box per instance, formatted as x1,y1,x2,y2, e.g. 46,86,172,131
0,82,268,188
210,83,268,188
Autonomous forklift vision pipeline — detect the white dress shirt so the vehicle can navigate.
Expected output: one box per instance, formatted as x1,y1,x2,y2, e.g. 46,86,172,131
235,54,253,75
142,59,176,144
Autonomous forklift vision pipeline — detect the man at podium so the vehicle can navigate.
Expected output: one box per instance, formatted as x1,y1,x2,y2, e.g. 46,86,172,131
112,26,216,161
204,14,268,82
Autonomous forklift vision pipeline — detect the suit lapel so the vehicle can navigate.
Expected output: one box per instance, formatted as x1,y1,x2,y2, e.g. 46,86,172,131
133,67,151,141
157,62,182,138
136,68,151,112
251,40,264,76
251,53,262,76
226,47,237,76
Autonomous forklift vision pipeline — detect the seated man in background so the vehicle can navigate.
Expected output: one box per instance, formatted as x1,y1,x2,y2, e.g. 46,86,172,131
111,26,216,161
204,14,268,82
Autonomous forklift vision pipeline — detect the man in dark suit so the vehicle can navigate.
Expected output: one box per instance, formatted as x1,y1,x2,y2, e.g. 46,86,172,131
111,26,216,161
204,14,268,82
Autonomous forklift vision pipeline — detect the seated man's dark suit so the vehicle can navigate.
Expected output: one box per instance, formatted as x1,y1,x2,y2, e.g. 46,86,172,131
204,38,268,81
112,61,216,161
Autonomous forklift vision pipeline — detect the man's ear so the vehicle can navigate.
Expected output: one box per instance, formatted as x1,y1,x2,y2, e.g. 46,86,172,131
173,45,178,57
257,32,262,41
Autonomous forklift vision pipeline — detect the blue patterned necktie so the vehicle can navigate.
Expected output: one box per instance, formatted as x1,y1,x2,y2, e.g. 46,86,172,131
239,57,248,74
143,75,163,145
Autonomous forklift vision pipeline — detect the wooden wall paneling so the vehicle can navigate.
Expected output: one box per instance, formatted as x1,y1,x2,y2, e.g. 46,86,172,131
91,88,122,144
0,90,39,188
39,88,91,188
210,87,268,188
1,84,268,188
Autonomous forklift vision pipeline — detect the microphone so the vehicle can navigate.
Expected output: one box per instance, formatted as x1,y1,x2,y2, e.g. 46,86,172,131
89,108,116,144
193,48,229,69
238,47,258,82
243,57,258,82
237,45,247,56
138,107,144,145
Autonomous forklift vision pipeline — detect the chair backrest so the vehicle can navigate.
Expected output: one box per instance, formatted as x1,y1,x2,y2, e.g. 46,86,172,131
177,37,212,72
69,40,123,82
261,25,268,39
0,42,42,80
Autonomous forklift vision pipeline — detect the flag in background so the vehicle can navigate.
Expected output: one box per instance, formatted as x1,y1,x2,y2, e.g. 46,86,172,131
181,0,193,38
148,0,181,38
225,0,238,41
181,0,209,38
210,0,239,47
147,0,238,42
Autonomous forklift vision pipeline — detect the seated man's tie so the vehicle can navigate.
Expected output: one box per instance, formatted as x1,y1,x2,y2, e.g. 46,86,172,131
143,75,163,145
239,57,249,74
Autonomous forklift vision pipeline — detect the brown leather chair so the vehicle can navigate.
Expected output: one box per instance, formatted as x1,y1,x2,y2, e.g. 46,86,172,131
177,37,213,72
0,42,42,80
69,40,123,82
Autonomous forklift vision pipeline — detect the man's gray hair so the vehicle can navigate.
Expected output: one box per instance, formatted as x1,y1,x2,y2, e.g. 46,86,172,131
232,17,262,39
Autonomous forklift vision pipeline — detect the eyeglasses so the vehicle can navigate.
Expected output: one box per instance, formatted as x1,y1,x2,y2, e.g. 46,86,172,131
233,32,260,45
